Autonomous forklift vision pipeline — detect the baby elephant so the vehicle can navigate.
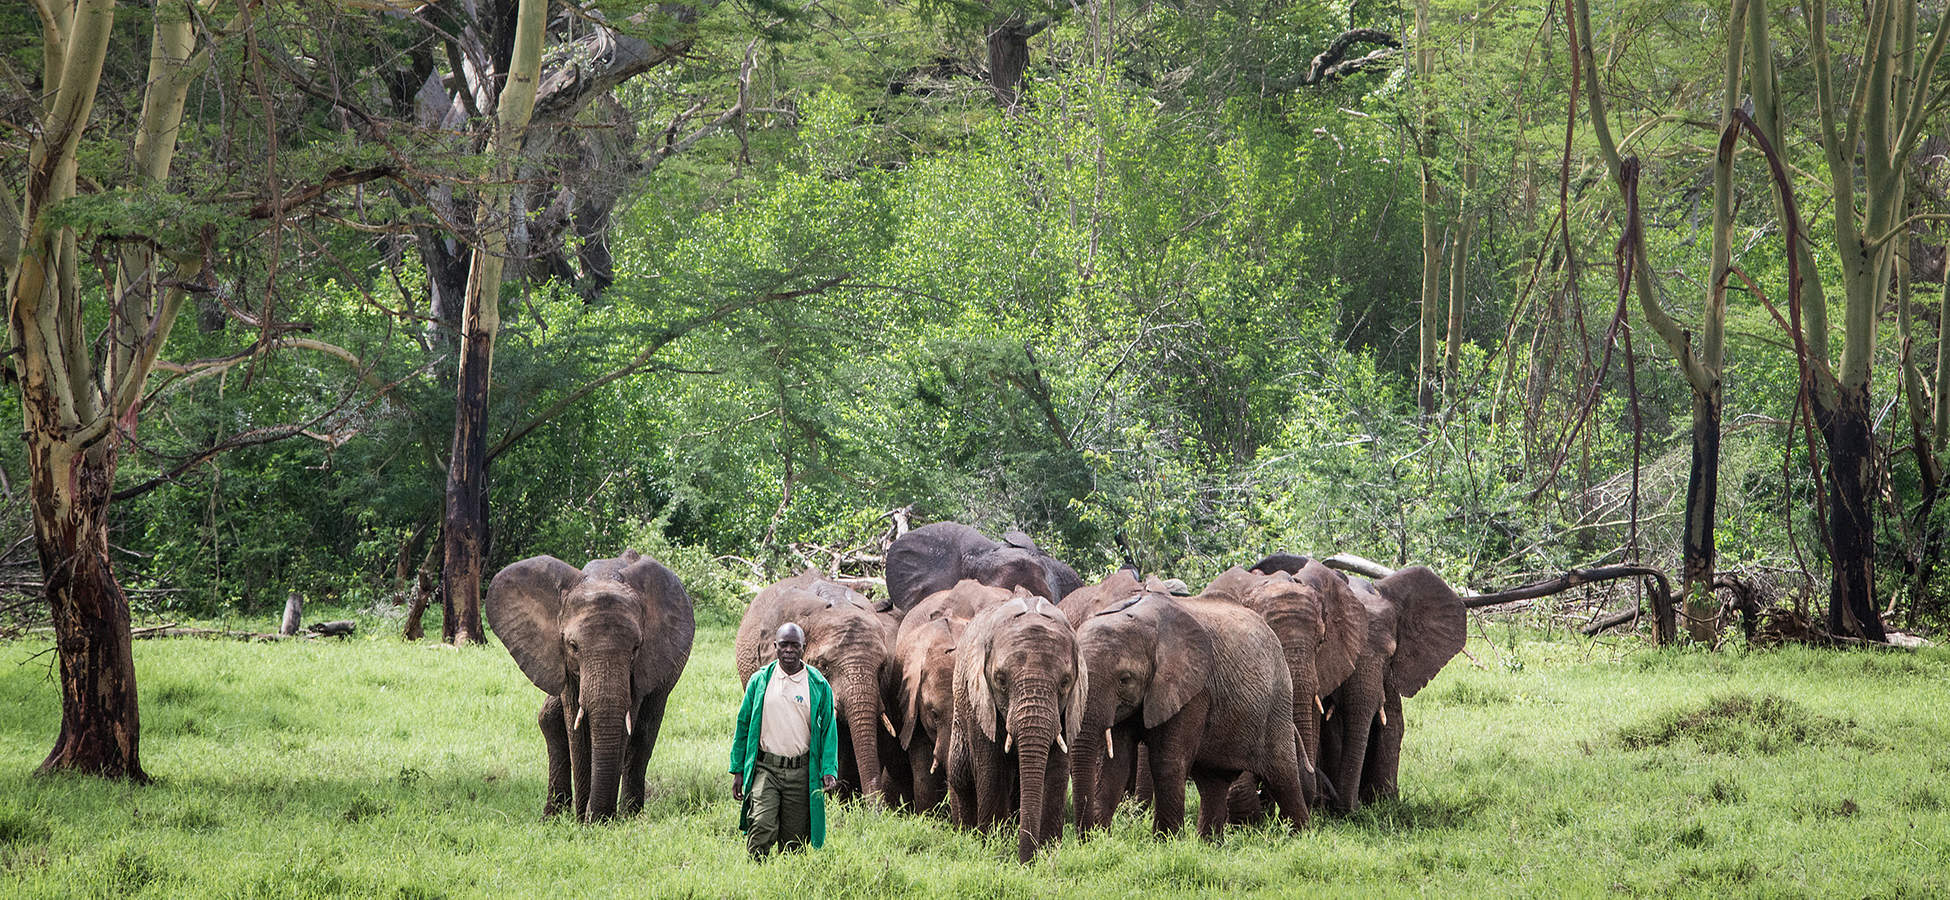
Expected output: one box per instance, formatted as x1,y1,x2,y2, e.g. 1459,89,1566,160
947,593,1087,863
486,550,695,822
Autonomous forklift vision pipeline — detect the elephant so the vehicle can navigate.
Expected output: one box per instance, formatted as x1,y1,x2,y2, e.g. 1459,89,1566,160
736,570,897,801
889,580,1013,812
1200,556,1369,807
885,522,1084,612
484,550,695,822
946,594,1088,863
1068,584,1308,838
1317,565,1466,814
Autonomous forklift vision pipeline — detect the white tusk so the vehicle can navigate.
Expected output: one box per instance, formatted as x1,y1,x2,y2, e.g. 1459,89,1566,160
1105,730,1114,759
882,712,897,735
1379,707,1387,728
1003,733,1013,754
1323,706,1333,721
573,706,586,730
930,757,939,775
1299,741,1315,774
1056,734,1069,754
626,709,635,736
1315,695,1326,716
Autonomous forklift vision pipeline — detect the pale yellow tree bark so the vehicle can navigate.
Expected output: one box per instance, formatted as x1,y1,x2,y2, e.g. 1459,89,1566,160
4,0,219,778
1414,0,1442,418
440,0,549,645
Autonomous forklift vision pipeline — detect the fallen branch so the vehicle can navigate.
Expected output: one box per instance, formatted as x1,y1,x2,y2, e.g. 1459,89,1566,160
131,624,285,641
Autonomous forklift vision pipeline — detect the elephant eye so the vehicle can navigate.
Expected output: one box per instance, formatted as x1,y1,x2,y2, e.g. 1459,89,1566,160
567,639,579,653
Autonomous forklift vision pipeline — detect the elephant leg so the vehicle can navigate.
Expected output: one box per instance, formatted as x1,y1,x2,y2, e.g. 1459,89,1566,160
1362,690,1405,805
835,728,860,801
539,696,571,817
619,691,669,816
1144,704,1207,837
1146,745,1191,837
1096,728,1136,825
974,739,1013,834
1191,769,1236,839
881,732,914,810
1133,743,1153,809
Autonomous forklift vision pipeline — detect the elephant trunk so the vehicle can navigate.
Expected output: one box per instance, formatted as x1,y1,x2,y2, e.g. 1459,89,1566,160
579,660,632,822
1007,676,1061,863
837,659,884,799
1325,667,1381,815
1070,687,1119,834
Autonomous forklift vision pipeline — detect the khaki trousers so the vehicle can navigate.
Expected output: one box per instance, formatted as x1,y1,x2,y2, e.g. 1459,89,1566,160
746,756,811,858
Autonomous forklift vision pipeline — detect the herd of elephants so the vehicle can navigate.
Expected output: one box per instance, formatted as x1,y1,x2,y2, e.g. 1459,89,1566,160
482,522,1468,862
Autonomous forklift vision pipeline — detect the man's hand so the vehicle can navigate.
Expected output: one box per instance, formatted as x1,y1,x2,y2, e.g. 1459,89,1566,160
821,775,838,794
731,774,745,801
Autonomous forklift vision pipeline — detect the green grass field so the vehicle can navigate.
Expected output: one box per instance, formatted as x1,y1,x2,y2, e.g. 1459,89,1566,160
2,619,1948,898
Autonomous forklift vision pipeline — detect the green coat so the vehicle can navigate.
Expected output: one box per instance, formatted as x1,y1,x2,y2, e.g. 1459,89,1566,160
729,661,839,847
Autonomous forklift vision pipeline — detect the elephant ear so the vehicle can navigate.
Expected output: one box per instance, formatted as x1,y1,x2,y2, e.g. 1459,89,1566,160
886,522,992,611
1039,556,1084,604
1059,609,1089,749
955,599,1019,742
1301,560,1368,695
1249,552,1312,576
485,555,584,695
615,554,696,698
1374,566,1466,697
1136,596,1215,730
896,635,929,750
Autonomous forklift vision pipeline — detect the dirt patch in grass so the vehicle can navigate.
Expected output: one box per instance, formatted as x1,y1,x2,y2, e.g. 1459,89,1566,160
1617,693,1849,755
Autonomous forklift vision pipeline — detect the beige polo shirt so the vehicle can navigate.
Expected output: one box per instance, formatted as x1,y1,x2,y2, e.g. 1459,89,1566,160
759,665,814,757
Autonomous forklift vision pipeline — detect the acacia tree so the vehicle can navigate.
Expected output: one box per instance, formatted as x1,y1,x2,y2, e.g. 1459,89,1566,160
414,0,726,644
5,0,213,777
1573,0,1746,642
1790,0,1948,641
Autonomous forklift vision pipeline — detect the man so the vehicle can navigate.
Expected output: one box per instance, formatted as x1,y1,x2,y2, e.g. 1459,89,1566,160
729,623,839,859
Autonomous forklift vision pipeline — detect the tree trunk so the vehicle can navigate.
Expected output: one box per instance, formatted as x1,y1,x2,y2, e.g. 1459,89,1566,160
1680,385,1723,642
1816,382,1888,641
30,439,146,781
1413,0,1441,419
437,0,547,645
987,13,1043,108
440,316,493,645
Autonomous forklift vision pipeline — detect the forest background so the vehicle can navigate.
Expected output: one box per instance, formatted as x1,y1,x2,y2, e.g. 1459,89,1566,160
4,0,1949,775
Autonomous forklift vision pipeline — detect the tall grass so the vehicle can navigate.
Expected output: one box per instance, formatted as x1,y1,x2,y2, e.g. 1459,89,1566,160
2,622,1948,897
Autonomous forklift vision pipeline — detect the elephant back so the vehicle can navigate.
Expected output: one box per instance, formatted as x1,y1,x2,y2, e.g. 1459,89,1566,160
885,523,990,611
738,571,889,683
899,579,1012,643
1058,569,1144,628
